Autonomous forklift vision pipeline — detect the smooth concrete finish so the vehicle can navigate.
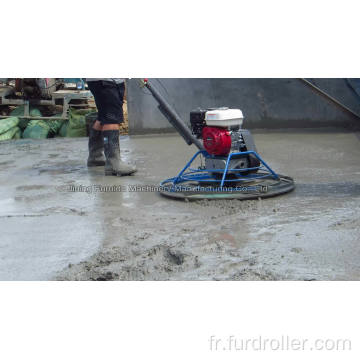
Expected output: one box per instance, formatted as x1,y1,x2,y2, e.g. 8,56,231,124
0,130,359,280
127,79,360,134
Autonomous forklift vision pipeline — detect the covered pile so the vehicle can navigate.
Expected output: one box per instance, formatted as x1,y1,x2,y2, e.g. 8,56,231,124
0,107,96,141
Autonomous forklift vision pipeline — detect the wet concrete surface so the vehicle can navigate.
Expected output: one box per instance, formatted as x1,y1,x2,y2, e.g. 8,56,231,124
0,130,359,280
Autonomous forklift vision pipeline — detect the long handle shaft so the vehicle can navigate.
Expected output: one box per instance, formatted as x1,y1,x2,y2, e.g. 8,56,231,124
143,79,204,151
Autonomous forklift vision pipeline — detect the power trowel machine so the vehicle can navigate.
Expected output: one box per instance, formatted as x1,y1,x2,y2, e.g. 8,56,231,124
141,79,295,200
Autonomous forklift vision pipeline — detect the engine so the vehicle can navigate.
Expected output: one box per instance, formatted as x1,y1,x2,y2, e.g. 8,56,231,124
201,126,232,156
190,107,260,174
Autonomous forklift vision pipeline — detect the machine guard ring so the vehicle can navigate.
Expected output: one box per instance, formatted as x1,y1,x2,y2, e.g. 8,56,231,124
159,150,295,200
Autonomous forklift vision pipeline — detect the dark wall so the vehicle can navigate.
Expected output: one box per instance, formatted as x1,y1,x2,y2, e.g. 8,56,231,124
127,79,360,134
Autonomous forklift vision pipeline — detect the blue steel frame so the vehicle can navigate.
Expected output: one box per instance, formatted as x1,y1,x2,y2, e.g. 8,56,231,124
160,150,280,189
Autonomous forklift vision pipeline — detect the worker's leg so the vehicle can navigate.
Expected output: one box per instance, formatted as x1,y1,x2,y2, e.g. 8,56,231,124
102,124,119,130
87,82,105,167
102,82,136,176
90,80,136,176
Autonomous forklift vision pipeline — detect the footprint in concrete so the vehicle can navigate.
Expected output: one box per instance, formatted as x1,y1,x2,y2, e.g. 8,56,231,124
166,248,186,265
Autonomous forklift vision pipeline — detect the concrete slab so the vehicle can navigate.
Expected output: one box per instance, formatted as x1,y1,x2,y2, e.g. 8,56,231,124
0,130,359,280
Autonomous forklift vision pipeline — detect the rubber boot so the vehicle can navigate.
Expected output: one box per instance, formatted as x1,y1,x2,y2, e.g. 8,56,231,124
103,130,137,176
87,127,106,167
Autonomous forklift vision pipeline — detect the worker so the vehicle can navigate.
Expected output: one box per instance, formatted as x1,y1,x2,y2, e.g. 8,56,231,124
86,78,137,176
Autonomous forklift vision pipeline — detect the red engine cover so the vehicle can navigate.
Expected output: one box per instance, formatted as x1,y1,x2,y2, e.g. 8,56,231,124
202,126,231,156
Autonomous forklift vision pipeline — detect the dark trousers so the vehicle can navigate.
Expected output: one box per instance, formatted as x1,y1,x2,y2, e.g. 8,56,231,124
87,80,125,125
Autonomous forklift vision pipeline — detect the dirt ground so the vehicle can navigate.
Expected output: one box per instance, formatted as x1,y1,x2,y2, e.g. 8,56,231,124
0,130,359,280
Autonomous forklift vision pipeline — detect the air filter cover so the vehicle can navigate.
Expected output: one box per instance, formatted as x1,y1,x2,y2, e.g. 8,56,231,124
205,108,243,127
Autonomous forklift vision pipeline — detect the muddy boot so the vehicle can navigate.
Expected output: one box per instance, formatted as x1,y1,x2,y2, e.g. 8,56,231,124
103,130,137,176
87,127,105,167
